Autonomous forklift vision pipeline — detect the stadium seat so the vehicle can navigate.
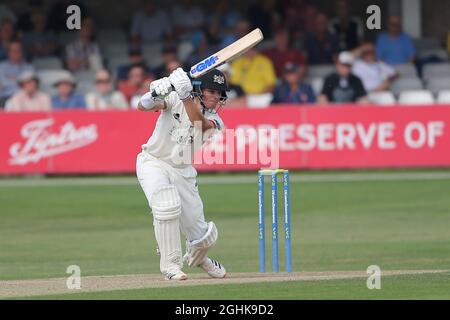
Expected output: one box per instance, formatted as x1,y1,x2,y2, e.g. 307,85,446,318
307,77,324,96
422,62,450,80
37,69,68,86
101,43,129,60
308,64,335,78
74,70,96,82
246,93,273,108
425,77,450,95
58,31,78,46
391,77,423,96
394,64,418,77
97,28,127,44
398,90,435,105
436,90,450,104
417,48,449,61
33,57,63,70
368,91,396,105
414,37,441,52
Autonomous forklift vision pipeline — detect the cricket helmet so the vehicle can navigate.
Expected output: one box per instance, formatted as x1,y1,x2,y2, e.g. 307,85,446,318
192,69,229,102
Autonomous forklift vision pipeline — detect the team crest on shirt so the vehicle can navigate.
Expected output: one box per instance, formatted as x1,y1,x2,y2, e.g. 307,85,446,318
213,75,225,84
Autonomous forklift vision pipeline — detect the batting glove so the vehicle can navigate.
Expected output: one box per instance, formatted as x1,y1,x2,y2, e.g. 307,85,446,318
150,77,172,98
168,68,193,100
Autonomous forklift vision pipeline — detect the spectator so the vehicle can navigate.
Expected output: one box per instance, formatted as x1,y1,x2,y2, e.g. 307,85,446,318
116,48,152,81
51,71,86,109
118,65,148,103
0,5,16,24
263,28,307,78
0,41,34,108
208,0,241,45
304,13,340,65
185,32,217,69
16,0,43,33
230,47,277,94
352,42,398,92
5,70,51,112
152,43,179,78
65,17,103,72
86,69,128,111
376,15,416,65
171,0,206,40
318,51,368,104
130,77,156,109
219,18,251,48
0,18,17,61
22,11,58,58
217,63,246,108
329,0,364,51
272,62,315,104
246,0,281,39
130,1,172,44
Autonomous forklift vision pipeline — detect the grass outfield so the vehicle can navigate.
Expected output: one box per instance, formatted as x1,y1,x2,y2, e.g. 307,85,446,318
1,170,450,299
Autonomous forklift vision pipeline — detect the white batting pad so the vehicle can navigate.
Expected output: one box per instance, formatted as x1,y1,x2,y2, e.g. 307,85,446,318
152,185,183,274
183,221,218,267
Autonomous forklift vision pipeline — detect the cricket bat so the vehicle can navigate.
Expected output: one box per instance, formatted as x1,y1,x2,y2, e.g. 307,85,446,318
152,28,264,97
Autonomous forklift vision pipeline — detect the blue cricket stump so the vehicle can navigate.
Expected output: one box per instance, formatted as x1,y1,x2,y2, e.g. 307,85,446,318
258,169,292,273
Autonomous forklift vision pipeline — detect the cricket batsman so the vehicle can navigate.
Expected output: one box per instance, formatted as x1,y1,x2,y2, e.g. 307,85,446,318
136,67,228,280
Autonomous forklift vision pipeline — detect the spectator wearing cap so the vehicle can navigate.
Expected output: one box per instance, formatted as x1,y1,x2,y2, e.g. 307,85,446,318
263,28,307,78
304,13,340,65
116,48,152,81
86,69,129,111
318,51,368,104
352,42,398,92
4,70,51,111
51,71,86,109
65,17,103,72
376,15,416,65
0,18,17,61
272,62,315,104
230,47,277,94
0,41,34,108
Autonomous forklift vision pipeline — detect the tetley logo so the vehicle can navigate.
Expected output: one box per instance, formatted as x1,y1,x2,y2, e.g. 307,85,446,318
9,118,98,165
190,55,219,75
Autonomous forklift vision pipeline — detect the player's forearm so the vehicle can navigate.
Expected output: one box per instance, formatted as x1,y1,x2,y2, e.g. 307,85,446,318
183,98,213,132
138,92,164,111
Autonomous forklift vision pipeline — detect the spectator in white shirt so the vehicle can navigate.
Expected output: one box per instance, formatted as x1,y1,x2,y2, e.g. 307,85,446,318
5,70,51,112
86,69,128,111
130,1,172,44
351,41,398,92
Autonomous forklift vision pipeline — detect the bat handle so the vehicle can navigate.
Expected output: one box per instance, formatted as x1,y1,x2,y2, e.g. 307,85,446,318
151,84,176,98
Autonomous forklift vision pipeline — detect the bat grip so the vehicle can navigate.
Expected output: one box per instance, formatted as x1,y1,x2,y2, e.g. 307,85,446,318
151,84,176,98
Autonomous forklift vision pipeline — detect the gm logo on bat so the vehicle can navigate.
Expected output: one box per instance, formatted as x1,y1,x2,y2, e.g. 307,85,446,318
190,55,219,75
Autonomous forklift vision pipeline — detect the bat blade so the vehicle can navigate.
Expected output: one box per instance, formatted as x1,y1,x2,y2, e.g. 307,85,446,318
189,28,264,78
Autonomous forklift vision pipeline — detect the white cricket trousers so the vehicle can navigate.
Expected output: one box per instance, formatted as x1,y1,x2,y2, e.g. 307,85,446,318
136,151,208,241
